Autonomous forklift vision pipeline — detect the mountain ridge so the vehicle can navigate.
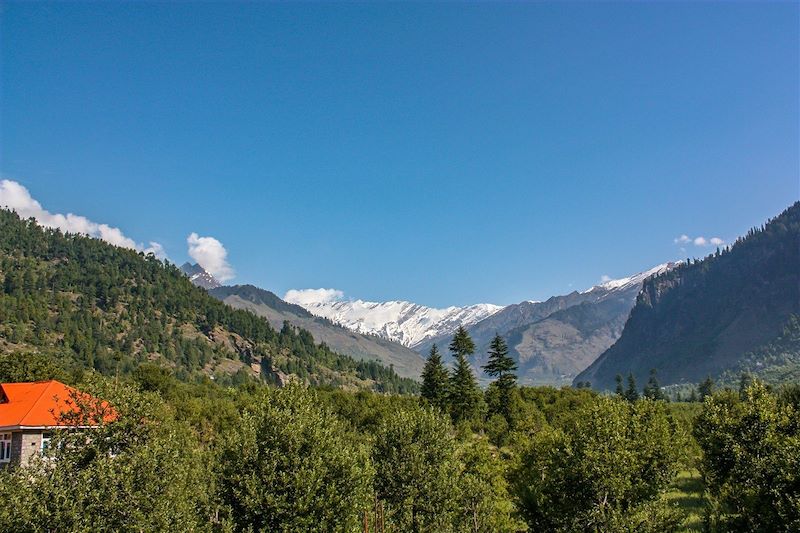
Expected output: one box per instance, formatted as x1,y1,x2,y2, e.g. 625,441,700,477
575,202,800,390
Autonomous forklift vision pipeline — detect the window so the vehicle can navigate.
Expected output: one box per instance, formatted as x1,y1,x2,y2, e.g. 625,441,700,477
41,432,52,454
0,433,11,463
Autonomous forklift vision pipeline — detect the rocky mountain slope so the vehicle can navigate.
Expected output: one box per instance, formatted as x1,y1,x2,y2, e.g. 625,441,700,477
417,264,675,385
575,202,800,390
209,285,425,379
180,262,221,289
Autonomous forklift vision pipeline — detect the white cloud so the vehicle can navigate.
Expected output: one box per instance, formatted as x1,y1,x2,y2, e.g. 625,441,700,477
0,179,166,259
186,232,234,282
673,233,725,248
600,274,612,283
284,288,344,305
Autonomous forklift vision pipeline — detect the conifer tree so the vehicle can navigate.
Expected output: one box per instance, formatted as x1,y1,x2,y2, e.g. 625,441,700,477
698,376,715,400
624,373,639,402
615,374,624,397
448,326,483,423
483,334,517,419
643,368,664,400
420,345,449,411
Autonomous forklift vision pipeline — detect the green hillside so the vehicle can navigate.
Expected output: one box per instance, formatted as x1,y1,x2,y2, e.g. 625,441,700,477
0,210,417,393
576,202,800,390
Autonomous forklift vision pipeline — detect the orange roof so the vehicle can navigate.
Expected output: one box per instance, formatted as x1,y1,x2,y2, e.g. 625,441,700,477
0,380,112,429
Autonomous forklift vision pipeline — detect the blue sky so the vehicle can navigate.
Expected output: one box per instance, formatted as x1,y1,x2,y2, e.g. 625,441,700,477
1,2,797,307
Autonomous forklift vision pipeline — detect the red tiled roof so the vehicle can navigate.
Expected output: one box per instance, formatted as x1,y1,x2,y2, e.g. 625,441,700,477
0,380,111,429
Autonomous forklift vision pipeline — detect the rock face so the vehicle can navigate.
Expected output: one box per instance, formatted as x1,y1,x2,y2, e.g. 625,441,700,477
575,202,800,390
415,264,676,386
209,285,426,379
179,262,221,289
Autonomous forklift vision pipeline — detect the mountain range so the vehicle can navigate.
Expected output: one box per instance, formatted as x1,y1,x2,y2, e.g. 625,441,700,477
287,298,503,349
207,285,426,379
414,264,675,385
177,202,799,390
181,262,674,386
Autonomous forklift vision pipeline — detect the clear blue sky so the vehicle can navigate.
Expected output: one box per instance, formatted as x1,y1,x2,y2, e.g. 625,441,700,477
1,2,797,306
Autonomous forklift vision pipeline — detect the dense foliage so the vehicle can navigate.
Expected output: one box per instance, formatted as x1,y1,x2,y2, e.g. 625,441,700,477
0,209,416,393
695,381,800,532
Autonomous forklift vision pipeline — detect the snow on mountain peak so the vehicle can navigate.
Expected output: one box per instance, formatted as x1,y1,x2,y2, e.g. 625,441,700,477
285,293,503,348
583,263,677,294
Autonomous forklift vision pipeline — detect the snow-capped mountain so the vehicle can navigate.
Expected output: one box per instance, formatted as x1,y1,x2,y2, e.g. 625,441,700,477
180,262,221,290
287,297,504,349
581,263,675,296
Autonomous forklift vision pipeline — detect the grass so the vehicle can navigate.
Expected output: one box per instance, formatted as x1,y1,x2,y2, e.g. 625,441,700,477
666,469,705,532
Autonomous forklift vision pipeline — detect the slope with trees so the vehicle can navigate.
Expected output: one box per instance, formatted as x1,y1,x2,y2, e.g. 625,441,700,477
576,202,800,390
0,209,417,393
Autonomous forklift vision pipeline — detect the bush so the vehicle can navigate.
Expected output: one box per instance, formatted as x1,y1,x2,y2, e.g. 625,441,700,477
512,397,682,532
694,381,800,531
373,404,461,532
218,383,373,532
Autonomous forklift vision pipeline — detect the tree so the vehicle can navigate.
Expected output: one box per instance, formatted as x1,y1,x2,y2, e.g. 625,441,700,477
448,327,483,423
615,374,624,397
698,376,715,400
512,397,683,532
420,344,449,411
624,372,640,402
482,334,517,421
373,404,461,532
455,437,525,533
218,384,373,532
694,381,800,531
643,368,665,401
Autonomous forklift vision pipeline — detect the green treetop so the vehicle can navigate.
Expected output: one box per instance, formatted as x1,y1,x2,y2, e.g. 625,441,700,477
448,326,483,423
420,344,449,412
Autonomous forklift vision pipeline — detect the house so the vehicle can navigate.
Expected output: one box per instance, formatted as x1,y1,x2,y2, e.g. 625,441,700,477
0,380,110,468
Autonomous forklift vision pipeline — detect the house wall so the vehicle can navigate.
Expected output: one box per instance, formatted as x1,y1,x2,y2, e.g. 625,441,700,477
9,430,43,467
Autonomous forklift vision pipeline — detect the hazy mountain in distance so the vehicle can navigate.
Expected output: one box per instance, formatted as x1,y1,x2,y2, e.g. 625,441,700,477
209,285,426,379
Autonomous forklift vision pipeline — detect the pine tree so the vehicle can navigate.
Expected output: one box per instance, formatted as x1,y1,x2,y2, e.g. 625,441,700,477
698,376,715,400
643,368,664,400
615,374,624,397
448,326,482,423
624,373,639,402
482,334,517,420
420,345,449,411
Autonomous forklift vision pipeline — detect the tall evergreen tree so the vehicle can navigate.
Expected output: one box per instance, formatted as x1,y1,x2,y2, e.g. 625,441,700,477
483,334,517,420
643,368,665,400
448,326,483,423
698,376,715,400
624,373,639,402
420,345,449,411
615,374,624,397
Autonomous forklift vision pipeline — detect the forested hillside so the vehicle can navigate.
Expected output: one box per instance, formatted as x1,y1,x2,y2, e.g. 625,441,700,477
577,202,800,390
0,210,416,393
